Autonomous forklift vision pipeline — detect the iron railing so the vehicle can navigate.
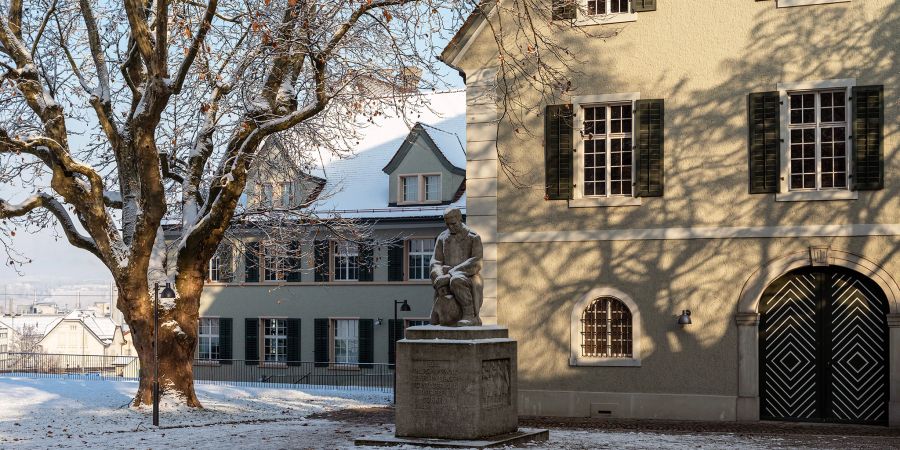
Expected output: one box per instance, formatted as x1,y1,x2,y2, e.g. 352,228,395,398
0,353,394,392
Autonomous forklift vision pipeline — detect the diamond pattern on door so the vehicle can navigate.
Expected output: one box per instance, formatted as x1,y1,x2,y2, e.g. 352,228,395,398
760,273,819,420
829,273,888,423
760,267,889,425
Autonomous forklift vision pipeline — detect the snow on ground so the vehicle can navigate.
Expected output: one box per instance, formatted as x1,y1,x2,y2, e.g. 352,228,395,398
0,376,889,449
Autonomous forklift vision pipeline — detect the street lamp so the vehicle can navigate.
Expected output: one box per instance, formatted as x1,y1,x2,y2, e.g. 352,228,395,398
153,282,176,427
393,299,411,404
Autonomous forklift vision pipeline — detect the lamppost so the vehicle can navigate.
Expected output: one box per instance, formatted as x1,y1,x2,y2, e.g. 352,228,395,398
153,282,176,427
393,299,411,404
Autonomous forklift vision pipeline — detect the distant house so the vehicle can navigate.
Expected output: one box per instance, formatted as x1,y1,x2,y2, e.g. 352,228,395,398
0,310,135,357
190,90,467,367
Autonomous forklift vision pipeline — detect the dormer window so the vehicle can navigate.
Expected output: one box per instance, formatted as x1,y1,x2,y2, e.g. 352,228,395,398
399,174,441,205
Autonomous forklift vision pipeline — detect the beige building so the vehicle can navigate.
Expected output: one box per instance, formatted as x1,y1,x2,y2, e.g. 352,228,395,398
0,310,134,357
443,0,899,426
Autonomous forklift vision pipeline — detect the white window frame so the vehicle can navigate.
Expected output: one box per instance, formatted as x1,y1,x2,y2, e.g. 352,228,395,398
776,0,850,8
262,318,287,365
208,252,220,282
575,0,637,26
397,173,442,205
333,241,360,281
776,78,858,202
571,93,642,208
197,318,220,361
424,174,442,202
0,344,6,353
332,319,360,365
570,287,642,367
279,181,295,208
407,238,435,281
262,242,285,282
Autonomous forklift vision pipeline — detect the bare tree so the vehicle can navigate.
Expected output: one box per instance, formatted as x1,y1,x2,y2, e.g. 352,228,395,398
0,0,586,408
10,323,42,354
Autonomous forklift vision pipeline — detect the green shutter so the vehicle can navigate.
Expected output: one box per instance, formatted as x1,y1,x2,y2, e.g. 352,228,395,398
635,99,665,197
551,0,575,20
313,240,329,282
286,318,301,366
244,242,260,283
358,319,375,369
545,104,574,200
244,318,259,365
314,318,329,367
285,241,302,282
358,241,374,282
632,0,656,12
748,91,780,194
388,319,405,365
219,318,233,364
387,242,405,282
852,85,884,191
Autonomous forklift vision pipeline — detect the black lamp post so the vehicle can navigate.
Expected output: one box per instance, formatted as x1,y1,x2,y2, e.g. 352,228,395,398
153,282,176,427
393,299,411,404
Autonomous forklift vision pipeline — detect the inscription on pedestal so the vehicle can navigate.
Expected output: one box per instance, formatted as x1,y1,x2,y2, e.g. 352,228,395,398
411,360,462,411
481,358,511,408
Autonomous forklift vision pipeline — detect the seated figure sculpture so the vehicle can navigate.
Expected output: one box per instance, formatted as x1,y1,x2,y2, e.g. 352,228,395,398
429,208,484,326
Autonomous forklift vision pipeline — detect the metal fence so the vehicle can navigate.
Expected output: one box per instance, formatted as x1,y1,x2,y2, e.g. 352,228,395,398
0,353,394,392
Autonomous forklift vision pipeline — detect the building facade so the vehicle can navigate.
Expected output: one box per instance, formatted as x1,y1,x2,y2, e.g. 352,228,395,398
444,0,899,426
193,91,466,368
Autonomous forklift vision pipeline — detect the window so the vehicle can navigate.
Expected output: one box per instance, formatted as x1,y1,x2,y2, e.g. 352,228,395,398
408,239,435,280
279,182,295,208
333,242,359,281
333,319,359,364
787,90,849,191
581,297,632,358
776,0,850,8
398,174,441,204
424,175,441,201
259,183,274,208
263,243,285,281
570,287,641,366
263,318,287,364
0,328,7,339
208,253,220,282
582,103,633,197
405,319,429,328
0,344,6,353
574,0,637,25
588,0,629,15
198,318,220,360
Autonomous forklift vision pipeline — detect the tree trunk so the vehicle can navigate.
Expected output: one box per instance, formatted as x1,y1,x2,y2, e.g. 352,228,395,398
119,280,203,408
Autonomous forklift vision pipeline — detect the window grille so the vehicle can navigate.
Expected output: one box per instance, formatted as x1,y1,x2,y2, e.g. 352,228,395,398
581,297,633,357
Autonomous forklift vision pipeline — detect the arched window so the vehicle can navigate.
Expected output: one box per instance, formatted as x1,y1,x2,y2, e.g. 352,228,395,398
570,287,641,367
581,297,633,358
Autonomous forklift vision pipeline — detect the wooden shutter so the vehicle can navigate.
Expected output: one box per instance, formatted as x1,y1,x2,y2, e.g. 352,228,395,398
551,0,575,20
387,242,405,282
219,318,233,364
285,241,302,282
314,318,329,367
358,241,374,282
244,242,260,283
545,104,574,200
244,318,259,365
358,319,375,369
286,318,301,366
632,0,657,12
388,319,405,365
313,240,330,282
635,99,665,197
748,91,780,194
852,85,884,191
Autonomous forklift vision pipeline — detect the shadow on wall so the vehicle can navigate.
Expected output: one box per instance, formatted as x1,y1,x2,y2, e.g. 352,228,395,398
494,4,899,395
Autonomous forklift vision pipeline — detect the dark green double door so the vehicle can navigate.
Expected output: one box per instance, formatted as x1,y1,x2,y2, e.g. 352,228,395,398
759,267,889,425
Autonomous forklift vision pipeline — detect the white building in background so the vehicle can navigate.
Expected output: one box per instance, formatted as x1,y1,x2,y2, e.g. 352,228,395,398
0,310,135,356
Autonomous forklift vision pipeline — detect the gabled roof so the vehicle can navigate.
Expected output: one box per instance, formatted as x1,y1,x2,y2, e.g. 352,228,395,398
440,0,498,69
381,123,466,176
38,310,119,345
0,315,63,336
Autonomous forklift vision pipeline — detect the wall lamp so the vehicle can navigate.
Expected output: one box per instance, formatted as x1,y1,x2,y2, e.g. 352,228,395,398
677,310,692,326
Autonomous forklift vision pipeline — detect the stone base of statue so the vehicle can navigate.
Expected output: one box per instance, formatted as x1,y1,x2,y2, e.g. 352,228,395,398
354,325,547,448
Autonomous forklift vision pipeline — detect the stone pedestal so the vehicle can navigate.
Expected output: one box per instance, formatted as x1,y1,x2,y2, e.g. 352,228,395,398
395,325,518,440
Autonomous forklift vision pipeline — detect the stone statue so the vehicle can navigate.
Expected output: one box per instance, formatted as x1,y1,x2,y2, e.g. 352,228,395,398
429,208,484,326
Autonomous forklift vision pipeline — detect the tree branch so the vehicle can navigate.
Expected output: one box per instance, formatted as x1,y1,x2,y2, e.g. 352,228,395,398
0,193,101,258
172,0,218,94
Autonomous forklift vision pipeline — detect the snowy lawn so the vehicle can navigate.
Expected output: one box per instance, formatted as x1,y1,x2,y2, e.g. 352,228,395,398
0,376,893,449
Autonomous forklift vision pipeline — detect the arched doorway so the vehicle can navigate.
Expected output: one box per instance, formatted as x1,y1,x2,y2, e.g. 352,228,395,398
758,266,889,425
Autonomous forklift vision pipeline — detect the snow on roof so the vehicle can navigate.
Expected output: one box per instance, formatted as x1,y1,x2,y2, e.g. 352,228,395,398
62,310,118,340
307,90,467,220
0,315,63,336
420,123,466,170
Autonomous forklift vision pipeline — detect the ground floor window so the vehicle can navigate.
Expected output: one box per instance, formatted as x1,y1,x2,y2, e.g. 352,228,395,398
581,297,633,358
263,318,287,363
408,239,435,280
333,319,359,364
198,318,220,360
